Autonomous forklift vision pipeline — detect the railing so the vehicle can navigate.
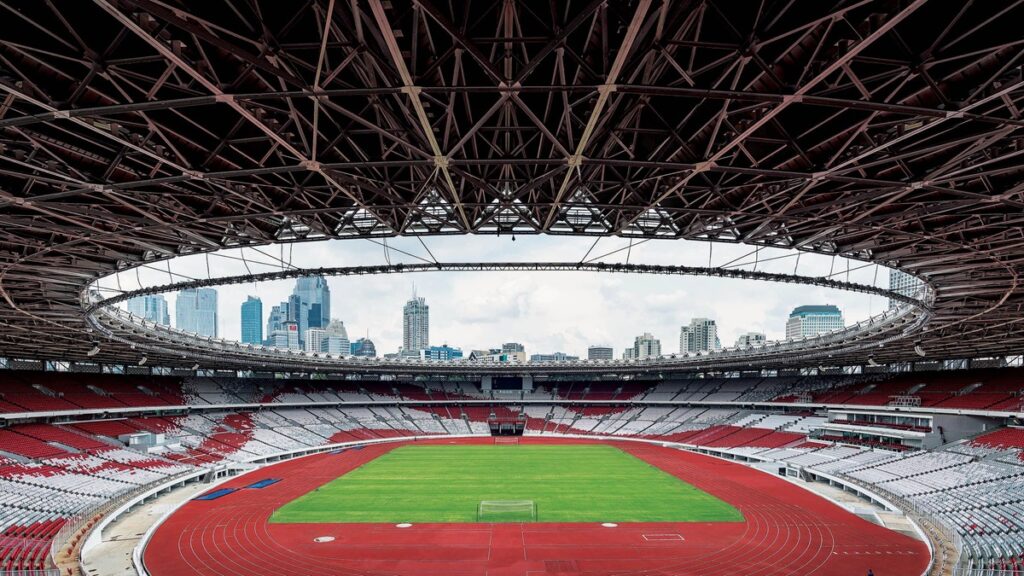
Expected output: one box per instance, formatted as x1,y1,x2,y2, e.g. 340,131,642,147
47,470,198,574
832,474,964,576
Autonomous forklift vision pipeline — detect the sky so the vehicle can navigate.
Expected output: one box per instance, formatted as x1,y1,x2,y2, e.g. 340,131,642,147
103,235,891,357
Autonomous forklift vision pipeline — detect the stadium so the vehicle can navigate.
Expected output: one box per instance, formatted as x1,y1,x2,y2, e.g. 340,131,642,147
0,1,1023,575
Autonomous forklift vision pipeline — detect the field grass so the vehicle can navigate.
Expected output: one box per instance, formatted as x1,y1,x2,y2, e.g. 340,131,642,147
270,444,743,524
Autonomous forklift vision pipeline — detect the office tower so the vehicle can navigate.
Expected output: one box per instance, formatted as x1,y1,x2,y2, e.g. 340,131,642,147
350,337,377,357
265,302,288,345
127,295,170,325
786,305,844,339
240,296,262,345
323,319,350,356
422,345,463,360
175,288,218,337
501,342,526,362
889,269,922,309
304,328,327,353
293,276,330,329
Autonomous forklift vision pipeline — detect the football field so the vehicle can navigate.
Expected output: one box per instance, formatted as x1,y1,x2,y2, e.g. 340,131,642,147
270,444,743,523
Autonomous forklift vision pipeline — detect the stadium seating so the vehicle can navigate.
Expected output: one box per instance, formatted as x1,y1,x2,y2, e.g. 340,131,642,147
0,371,1022,572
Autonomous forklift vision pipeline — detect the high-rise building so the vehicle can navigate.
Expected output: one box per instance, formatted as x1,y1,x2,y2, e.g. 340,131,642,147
735,332,766,348
350,337,377,357
627,333,661,360
304,328,327,353
240,296,262,345
588,346,614,360
293,276,331,329
287,293,304,342
273,276,332,348
402,292,429,356
175,288,217,337
127,295,169,325
265,302,289,345
323,319,350,356
679,318,721,354
501,342,526,362
422,345,463,360
530,352,579,362
786,305,844,339
889,269,922,309
268,320,300,350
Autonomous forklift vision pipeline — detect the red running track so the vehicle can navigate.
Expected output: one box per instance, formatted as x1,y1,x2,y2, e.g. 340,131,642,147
144,437,929,576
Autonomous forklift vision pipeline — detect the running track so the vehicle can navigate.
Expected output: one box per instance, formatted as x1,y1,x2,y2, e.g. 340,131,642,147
144,437,929,575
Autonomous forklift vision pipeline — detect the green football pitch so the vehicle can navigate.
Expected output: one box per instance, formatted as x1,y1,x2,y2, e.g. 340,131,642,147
270,444,743,524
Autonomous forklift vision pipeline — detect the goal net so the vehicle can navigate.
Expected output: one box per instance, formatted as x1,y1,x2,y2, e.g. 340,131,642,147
476,500,537,522
493,436,520,445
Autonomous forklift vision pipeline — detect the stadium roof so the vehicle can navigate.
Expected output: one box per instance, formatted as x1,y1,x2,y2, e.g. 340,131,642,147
1,0,1023,371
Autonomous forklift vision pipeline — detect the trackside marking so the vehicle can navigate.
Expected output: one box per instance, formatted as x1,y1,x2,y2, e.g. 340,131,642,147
643,533,685,541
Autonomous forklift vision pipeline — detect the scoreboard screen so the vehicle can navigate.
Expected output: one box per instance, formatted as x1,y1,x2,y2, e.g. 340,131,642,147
492,377,524,390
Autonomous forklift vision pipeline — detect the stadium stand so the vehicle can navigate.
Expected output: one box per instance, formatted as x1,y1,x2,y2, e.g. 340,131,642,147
0,371,1022,573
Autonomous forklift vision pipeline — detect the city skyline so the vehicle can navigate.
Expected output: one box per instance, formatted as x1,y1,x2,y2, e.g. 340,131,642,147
130,236,878,358
156,281,852,359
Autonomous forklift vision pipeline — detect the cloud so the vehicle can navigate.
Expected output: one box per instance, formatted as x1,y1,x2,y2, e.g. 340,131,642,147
110,235,884,357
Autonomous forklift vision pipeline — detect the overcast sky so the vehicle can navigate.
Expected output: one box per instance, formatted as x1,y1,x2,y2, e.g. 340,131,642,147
108,236,889,357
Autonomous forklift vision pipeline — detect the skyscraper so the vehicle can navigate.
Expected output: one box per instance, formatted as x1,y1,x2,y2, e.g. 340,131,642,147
240,296,262,345
265,302,288,344
626,333,661,360
175,288,217,337
402,292,429,356
287,293,304,341
323,319,350,356
786,305,844,339
588,346,614,360
305,328,327,353
889,269,922,309
271,276,332,348
293,276,330,329
679,318,721,354
351,337,377,357
127,294,170,325
268,320,300,350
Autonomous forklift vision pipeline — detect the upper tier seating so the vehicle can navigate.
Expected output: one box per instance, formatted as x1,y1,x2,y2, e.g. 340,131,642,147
0,430,69,459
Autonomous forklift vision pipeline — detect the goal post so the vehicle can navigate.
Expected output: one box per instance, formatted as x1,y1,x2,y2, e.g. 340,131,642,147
493,436,520,445
476,500,537,522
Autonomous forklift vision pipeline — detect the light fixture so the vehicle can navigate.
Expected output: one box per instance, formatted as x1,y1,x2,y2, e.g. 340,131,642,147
137,355,148,366
87,343,101,357
867,355,879,367
191,363,200,371
913,341,926,357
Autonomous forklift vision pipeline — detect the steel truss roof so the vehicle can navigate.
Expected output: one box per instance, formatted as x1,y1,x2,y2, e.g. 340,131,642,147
0,0,1023,370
